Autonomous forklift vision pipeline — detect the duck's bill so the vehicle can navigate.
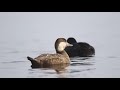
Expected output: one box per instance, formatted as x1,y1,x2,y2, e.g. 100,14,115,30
66,42,73,46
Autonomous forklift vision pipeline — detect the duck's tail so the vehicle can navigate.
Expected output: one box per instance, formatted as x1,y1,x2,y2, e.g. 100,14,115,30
27,56,34,61
27,56,40,68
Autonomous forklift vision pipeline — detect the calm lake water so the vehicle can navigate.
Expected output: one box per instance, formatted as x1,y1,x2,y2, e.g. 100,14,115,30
0,12,120,78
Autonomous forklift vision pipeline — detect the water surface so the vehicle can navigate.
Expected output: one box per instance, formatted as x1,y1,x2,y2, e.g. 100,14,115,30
0,12,120,78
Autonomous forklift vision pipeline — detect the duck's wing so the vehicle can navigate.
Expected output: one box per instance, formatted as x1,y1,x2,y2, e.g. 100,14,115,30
77,42,90,47
35,54,60,60
34,54,68,64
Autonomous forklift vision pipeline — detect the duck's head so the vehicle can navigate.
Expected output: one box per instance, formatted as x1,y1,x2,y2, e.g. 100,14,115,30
67,37,77,44
55,38,73,53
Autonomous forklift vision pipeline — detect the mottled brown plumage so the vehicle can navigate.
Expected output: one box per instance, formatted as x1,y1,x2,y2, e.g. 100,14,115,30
27,38,73,68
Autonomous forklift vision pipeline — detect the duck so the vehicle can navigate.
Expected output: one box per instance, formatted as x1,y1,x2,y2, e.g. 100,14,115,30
65,37,95,57
27,38,73,68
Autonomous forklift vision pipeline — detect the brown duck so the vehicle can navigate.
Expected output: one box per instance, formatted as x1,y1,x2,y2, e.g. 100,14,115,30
27,38,73,68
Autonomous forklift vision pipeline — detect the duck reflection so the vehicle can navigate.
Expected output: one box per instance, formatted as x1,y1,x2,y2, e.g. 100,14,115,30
31,63,70,74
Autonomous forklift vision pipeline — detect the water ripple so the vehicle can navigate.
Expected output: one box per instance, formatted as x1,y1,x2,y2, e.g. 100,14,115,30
2,61,27,64
70,68,96,73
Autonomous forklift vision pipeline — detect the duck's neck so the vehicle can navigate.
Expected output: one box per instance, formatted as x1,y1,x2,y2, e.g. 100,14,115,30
56,50,70,59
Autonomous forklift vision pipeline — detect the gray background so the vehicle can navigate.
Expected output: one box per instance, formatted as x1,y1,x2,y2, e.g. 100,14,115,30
0,12,120,78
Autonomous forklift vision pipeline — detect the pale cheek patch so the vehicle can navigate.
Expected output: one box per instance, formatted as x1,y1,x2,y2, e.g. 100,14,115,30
58,42,66,51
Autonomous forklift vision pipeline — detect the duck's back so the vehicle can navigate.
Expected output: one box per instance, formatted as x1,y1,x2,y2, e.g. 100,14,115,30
65,42,95,57
77,42,90,47
77,42,95,57
35,53,70,64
